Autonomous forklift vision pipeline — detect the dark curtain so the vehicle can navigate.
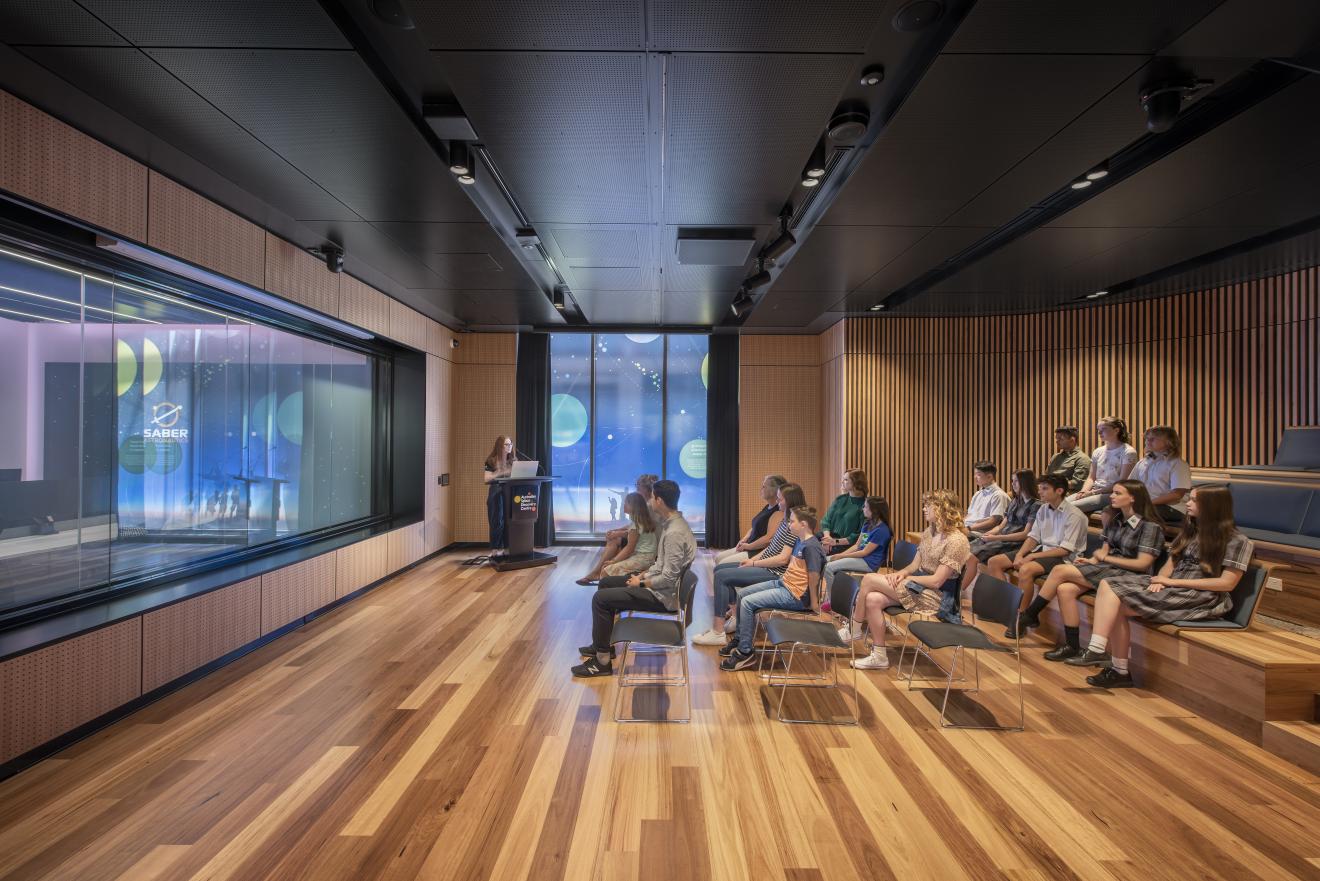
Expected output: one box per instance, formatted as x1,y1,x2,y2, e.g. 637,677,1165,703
705,333,740,548
515,332,554,546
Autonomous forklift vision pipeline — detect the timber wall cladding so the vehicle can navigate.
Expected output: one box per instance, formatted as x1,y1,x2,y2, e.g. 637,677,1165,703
143,577,261,692
738,335,824,529
262,555,337,636
838,266,1320,543
147,171,266,288
453,333,517,543
264,232,340,317
425,353,455,554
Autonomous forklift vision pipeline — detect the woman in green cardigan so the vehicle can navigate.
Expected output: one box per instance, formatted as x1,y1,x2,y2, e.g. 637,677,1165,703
821,469,868,555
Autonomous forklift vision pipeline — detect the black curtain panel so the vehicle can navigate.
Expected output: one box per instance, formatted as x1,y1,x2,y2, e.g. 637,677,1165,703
705,333,740,548
515,332,554,546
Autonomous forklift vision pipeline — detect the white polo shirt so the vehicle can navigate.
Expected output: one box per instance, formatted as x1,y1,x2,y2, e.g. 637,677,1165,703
1131,453,1192,513
1028,499,1089,558
1090,443,1138,493
966,484,1010,525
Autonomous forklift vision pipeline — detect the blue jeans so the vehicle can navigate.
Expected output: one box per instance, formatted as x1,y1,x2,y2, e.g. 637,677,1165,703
736,579,810,654
713,564,779,617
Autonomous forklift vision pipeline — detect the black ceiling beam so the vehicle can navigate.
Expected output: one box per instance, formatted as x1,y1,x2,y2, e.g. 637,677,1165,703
871,59,1309,313
722,0,978,328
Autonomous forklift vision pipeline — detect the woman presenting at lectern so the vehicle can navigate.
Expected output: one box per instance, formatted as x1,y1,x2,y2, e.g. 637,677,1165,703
484,436,515,551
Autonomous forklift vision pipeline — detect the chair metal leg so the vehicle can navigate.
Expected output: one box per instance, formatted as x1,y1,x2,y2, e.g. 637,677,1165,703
767,642,859,726
614,640,691,724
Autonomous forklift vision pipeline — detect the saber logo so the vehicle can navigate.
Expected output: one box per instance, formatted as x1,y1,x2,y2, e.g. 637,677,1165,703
145,402,189,440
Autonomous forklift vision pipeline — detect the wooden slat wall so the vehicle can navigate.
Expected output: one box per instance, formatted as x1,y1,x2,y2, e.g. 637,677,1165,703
819,322,848,516
453,333,518,543
839,268,1320,542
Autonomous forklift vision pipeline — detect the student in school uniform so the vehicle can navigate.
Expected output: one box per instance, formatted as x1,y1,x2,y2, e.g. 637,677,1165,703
965,461,1011,533
962,469,1040,595
1069,417,1138,515
1128,425,1192,525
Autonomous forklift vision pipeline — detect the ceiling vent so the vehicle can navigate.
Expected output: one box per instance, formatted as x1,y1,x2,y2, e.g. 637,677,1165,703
675,229,758,266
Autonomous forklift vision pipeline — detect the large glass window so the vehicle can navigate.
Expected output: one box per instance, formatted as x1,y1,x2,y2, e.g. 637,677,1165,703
0,244,379,619
549,333,708,536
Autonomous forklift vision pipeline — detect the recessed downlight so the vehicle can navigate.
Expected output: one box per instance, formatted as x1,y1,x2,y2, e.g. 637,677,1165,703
801,176,820,188
1085,165,1109,181
1070,179,1092,190
1086,290,1109,299
860,65,885,87
448,141,471,176
869,303,886,311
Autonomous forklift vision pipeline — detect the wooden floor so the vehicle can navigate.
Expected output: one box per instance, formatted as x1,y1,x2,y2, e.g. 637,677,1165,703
3,547,1320,881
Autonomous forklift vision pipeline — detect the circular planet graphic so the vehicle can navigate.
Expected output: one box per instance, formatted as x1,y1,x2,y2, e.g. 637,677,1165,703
701,353,709,390
149,440,183,474
679,438,706,479
626,333,660,344
116,339,136,396
118,435,156,474
142,338,163,395
551,393,588,447
277,392,304,444
251,394,272,438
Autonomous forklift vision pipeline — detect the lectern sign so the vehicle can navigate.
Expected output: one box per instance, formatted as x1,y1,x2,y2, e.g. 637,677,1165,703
514,494,538,515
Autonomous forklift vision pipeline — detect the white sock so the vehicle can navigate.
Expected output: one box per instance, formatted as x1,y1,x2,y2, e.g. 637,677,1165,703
596,652,612,665
1087,635,1108,654
1112,657,1129,674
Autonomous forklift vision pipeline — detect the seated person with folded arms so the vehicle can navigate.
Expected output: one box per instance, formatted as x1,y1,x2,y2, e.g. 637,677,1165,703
1069,417,1138,515
1067,485,1254,689
963,469,1040,594
714,474,786,566
692,482,807,646
571,480,696,678
986,474,1088,637
819,469,868,555
1046,425,1091,494
1128,425,1191,525
965,461,1010,533
576,492,659,584
581,474,658,585
1019,479,1163,660
719,506,826,671
821,495,892,594
839,489,971,671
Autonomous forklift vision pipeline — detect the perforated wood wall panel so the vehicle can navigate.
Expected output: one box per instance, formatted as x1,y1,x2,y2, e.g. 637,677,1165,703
389,298,429,351
839,267,1320,542
427,319,458,360
336,533,389,598
339,273,391,337
738,335,823,527
0,618,141,764
142,577,260,692
146,171,264,287
387,522,427,573
261,554,337,636
0,90,148,241
426,353,454,554
453,334,517,543
263,232,340,317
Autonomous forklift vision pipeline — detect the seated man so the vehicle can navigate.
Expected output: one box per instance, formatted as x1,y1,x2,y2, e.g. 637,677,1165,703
965,461,1010,534
572,479,696,678
985,474,1087,638
1046,425,1091,494
719,506,825,671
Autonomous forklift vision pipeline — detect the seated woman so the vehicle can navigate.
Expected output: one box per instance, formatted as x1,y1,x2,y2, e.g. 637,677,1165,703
691,482,806,646
1127,425,1191,525
1017,480,1163,661
1069,416,1138,515
714,474,787,566
577,474,657,585
839,489,970,671
1067,485,1254,689
577,492,658,584
962,469,1040,594
821,496,892,593
819,469,868,555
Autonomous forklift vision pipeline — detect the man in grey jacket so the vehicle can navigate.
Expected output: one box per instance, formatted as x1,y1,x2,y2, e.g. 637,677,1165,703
572,479,696,677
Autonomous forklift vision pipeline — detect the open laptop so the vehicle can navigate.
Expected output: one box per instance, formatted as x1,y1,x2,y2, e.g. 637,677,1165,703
510,460,539,478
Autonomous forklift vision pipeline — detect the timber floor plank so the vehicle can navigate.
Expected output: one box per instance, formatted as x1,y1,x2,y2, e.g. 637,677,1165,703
2,548,1320,881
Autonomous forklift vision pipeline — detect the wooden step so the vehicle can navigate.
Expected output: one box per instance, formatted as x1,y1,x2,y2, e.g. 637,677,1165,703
1262,720,1320,777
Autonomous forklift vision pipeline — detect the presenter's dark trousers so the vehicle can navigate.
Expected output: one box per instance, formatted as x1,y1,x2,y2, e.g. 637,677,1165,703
591,579,667,651
487,488,506,550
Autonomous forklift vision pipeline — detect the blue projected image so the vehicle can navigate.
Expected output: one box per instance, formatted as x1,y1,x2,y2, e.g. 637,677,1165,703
549,333,707,535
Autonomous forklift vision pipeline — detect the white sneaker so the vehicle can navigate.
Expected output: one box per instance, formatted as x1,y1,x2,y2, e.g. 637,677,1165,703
836,621,863,643
692,629,727,646
852,649,890,670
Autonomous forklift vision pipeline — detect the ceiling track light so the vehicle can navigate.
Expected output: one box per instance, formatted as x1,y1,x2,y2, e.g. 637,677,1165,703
804,141,827,179
1085,163,1109,181
730,289,754,318
552,284,569,311
859,65,885,87
869,303,886,311
1069,178,1092,190
1086,289,1109,299
761,208,797,265
742,259,772,291
447,141,472,176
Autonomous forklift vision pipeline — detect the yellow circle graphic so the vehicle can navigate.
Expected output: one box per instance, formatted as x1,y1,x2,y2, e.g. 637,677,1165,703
142,338,163,395
116,339,136,396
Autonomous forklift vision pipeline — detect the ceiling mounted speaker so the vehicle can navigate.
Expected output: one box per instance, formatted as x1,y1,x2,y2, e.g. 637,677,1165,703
371,0,414,28
893,0,943,32
828,110,870,145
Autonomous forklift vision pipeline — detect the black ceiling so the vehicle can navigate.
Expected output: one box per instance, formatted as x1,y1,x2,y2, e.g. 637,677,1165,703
1,0,1318,331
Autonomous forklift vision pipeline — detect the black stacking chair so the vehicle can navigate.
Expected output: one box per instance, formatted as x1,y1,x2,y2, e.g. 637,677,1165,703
610,567,697,723
906,573,1025,731
758,570,861,725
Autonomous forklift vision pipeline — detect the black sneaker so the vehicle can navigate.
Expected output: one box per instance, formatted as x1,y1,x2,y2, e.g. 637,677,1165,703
1064,649,1112,667
1086,668,1134,689
1003,622,1019,640
719,649,758,672
570,657,614,678
1044,644,1081,662
578,644,616,658
718,639,739,657
1020,612,1041,631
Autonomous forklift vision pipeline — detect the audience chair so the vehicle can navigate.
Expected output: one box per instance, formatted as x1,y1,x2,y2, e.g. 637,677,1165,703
610,568,697,723
905,573,1025,731
758,570,861,725
1169,565,1267,630
891,574,968,685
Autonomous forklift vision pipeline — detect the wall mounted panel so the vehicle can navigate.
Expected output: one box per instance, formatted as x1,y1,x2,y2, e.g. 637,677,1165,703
147,171,265,287
143,577,260,691
339,273,391,337
261,555,336,636
264,231,340,317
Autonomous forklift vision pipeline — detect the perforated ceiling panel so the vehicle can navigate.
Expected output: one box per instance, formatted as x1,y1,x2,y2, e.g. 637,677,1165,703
0,1,128,45
79,0,350,48
664,53,855,225
411,0,645,51
437,52,650,224
649,0,889,52
772,225,932,293
944,0,1224,54
145,49,485,224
